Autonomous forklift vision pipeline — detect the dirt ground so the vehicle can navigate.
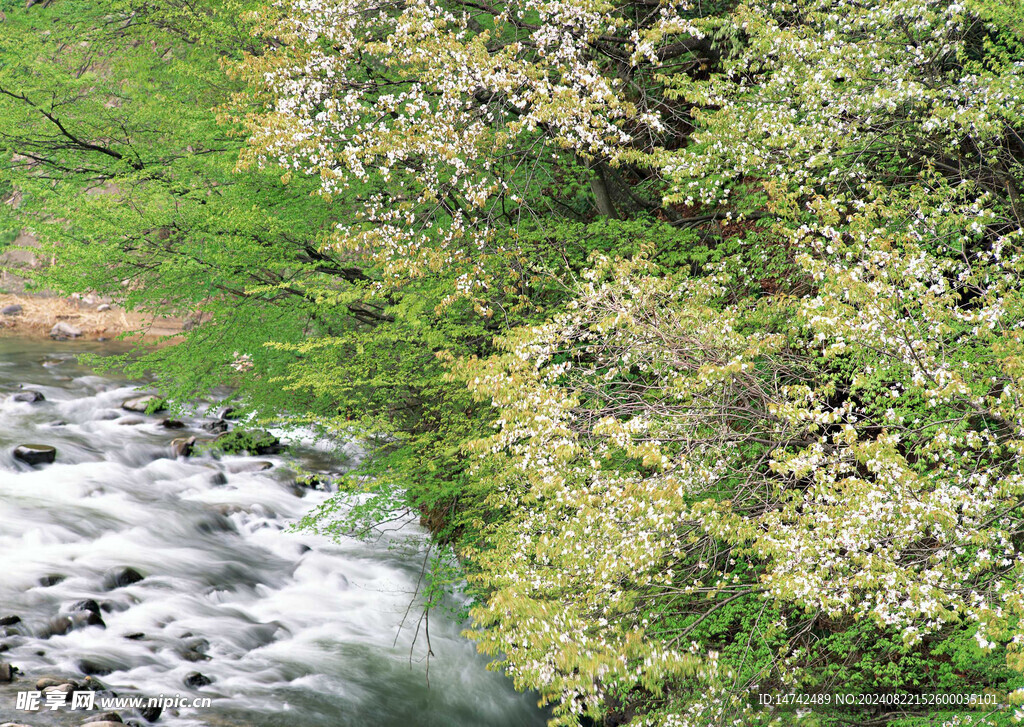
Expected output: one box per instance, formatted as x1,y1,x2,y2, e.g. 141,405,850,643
0,293,185,341
0,231,186,341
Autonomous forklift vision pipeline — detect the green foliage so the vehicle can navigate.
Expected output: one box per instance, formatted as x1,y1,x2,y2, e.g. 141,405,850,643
3,0,1024,726
211,428,282,455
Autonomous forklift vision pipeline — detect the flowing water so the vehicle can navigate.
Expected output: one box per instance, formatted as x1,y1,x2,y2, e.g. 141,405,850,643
0,339,546,727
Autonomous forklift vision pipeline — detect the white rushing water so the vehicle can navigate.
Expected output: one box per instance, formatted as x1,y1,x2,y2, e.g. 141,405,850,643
0,339,546,727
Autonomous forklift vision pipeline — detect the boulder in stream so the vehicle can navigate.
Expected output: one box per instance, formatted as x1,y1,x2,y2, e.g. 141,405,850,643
0,661,13,682
170,436,196,458
43,615,73,637
121,395,166,413
138,704,163,722
1,304,22,316
35,677,76,690
41,610,103,636
69,599,101,616
183,670,212,688
227,460,274,474
102,566,144,590
10,390,44,403
13,443,56,465
202,418,228,433
76,658,114,676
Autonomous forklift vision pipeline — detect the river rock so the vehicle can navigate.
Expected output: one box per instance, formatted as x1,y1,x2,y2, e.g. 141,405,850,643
61,610,105,630
121,395,166,413
96,304,112,312
69,599,101,616
0,616,20,627
0,662,13,682
159,418,185,429
176,636,210,662
102,566,144,590
35,677,72,690
43,615,73,637
202,418,228,433
100,599,131,614
183,670,212,688
11,390,44,403
195,513,235,535
83,717,124,726
227,461,274,474
170,436,196,458
208,472,228,486
76,658,113,676
117,417,144,426
138,704,162,722
0,305,20,315
13,444,56,465
50,321,83,339
38,574,65,587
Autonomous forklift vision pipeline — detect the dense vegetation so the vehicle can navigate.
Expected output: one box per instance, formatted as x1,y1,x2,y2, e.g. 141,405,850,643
1,0,1023,724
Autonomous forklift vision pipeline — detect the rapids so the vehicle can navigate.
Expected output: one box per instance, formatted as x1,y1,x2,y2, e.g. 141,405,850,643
0,339,546,727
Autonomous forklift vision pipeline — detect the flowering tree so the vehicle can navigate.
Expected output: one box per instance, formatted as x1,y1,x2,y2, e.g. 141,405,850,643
241,0,1024,722
235,0,720,308
452,0,1024,724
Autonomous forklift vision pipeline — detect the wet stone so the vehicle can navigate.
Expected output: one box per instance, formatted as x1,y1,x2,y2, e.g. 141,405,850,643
102,566,144,590
76,658,113,676
138,704,163,722
183,670,212,688
202,418,228,433
170,436,196,458
69,599,101,616
121,395,166,413
13,444,56,465
227,461,274,474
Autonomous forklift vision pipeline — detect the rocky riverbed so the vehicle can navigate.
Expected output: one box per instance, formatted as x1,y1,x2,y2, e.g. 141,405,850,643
0,339,545,727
